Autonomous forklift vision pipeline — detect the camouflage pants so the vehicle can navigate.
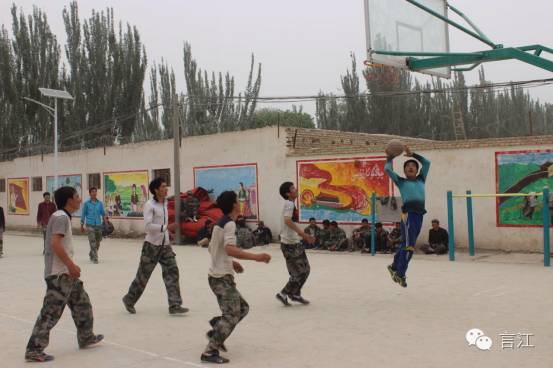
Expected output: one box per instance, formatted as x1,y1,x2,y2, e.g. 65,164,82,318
124,241,182,307
207,275,249,351
87,225,103,261
281,243,311,297
26,274,94,353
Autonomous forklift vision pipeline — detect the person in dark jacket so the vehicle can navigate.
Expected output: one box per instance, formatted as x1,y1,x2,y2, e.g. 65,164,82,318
0,205,5,257
421,219,449,255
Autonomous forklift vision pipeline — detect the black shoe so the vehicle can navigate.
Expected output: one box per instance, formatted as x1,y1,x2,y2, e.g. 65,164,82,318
289,295,310,305
122,296,136,314
398,276,407,288
387,265,399,284
275,293,291,306
169,305,190,315
92,259,98,264
201,350,229,364
79,334,104,349
206,330,227,353
25,351,55,362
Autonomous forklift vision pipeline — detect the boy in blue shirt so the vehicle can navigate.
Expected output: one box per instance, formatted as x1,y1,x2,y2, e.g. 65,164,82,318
385,146,430,288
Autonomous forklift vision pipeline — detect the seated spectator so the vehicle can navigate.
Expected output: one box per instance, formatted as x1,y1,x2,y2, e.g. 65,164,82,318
328,221,348,252
318,219,332,250
349,218,370,252
197,219,213,247
361,222,389,253
253,221,273,245
236,215,255,249
303,217,321,249
421,219,449,255
387,221,401,253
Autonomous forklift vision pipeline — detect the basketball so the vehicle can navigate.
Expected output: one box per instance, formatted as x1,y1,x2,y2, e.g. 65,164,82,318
386,139,405,157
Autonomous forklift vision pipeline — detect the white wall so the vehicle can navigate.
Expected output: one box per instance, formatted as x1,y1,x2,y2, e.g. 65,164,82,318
0,126,550,252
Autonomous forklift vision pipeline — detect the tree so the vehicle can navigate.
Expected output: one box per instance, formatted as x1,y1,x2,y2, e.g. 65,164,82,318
251,106,315,129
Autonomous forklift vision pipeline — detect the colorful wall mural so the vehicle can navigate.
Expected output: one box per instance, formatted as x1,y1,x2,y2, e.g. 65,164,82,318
46,175,83,217
496,149,553,227
103,171,149,218
7,177,30,215
193,163,259,221
297,157,402,223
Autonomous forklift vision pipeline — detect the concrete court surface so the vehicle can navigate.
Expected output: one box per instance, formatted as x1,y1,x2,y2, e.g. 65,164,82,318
1,232,552,368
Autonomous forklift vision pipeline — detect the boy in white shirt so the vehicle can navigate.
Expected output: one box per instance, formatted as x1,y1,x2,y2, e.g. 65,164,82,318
276,182,315,306
201,191,271,364
122,177,189,315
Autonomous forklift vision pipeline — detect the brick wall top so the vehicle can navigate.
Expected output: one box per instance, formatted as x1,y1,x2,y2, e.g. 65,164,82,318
285,128,552,156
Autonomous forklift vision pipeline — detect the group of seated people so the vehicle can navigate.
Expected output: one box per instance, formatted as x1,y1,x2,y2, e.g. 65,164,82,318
195,215,449,255
303,217,449,255
195,216,273,249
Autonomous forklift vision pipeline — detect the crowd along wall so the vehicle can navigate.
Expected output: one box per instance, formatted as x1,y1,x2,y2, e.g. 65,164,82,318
0,125,550,252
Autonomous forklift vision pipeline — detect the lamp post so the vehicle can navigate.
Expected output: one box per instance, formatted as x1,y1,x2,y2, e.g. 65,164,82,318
23,88,73,189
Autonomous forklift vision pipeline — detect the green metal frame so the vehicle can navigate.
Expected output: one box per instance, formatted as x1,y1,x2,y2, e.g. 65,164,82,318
372,0,553,74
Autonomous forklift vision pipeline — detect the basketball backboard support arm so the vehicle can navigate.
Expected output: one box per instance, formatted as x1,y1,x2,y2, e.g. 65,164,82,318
370,0,553,74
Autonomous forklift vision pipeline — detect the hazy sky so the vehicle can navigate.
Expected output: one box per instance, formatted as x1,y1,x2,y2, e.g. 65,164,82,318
2,0,553,116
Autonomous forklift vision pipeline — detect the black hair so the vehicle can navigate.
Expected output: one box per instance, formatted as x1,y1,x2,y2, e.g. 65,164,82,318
432,219,440,224
361,218,368,223
217,190,238,215
330,221,338,226
323,219,330,225
89,187,97,194
54,186,77,209
279,181,294,200
149,177,166,201
403,159,420,171
375,222,383,228
43,192,50,198
309,217,316,222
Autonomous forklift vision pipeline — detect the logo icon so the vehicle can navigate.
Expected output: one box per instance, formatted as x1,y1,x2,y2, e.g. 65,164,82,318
466,328,493,351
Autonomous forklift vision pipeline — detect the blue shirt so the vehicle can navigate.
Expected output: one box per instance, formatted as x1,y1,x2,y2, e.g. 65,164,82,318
385,153,430,214
81,199,105,226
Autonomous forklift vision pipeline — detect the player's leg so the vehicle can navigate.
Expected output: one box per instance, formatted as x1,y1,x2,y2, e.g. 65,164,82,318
159,245,188,314
122,242,160,312
66,279,103,348
25,276,72,362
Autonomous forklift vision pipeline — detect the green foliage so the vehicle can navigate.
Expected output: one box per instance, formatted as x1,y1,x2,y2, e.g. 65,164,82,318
104,176,116,193
317,53,553,139
250,106,315,129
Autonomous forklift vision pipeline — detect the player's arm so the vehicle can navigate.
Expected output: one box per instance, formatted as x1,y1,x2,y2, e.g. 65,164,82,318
51,233,81,278
284,217,314,243
412,152,430,180
225,245,270,263
384,157,400,185
223,222,270,263
144,202,164,233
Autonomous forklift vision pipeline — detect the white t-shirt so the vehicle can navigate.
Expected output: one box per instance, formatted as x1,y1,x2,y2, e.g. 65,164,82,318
280,200,301,244
208,217,236,278
44,210,74,278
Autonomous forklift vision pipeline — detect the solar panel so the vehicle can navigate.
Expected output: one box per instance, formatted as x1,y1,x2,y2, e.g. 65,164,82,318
39,88,74,100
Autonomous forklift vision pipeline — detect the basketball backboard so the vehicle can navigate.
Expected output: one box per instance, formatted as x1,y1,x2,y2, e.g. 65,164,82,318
364,0,451,78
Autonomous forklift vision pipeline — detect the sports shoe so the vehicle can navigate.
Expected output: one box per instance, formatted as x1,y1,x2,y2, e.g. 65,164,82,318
122,296,136,314
275,292,291,306
201,349,229,364
169,305,190,315
289,295,310,305
79,334,104,349
206,330,227,352
397,276,407,288
387,265,398,283
25,351,54,362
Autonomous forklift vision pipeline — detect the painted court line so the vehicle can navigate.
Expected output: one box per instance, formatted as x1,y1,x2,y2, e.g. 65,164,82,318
0,312,202,367
472,286,507,297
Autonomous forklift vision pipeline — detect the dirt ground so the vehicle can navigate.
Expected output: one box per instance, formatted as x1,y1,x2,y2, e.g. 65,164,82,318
1,232,552,368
